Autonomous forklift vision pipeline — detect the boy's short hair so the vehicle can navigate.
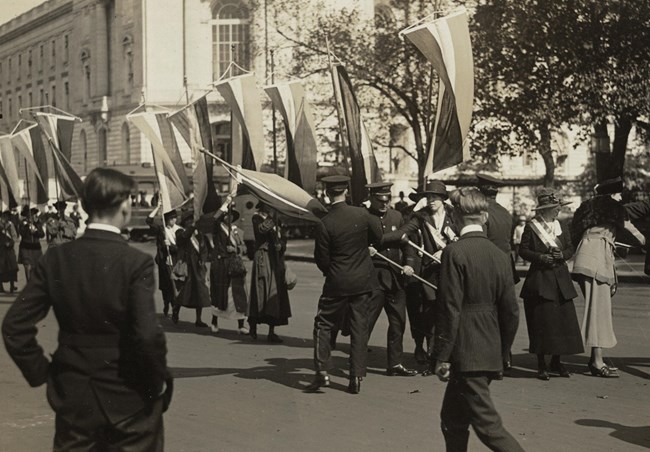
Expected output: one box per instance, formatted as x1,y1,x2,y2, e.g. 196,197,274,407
449,187,489,218
81,168,136,216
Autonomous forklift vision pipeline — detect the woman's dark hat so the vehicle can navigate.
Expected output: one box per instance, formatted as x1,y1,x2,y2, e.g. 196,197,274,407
180,211,194,224
54,200,68,211
594,177,624,195
366,182,392,202
533,188,572,211
163,210,178,222
408,180,448,202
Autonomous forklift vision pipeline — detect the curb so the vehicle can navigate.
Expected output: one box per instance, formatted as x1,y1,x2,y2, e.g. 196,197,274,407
284,254,649,284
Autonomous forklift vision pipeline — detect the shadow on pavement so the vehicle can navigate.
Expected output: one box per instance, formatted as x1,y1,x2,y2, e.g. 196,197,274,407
170,356,352,392
576,419,650,449
503,354,650,380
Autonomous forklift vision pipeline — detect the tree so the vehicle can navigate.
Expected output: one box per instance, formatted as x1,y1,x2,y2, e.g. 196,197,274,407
471,0,650,186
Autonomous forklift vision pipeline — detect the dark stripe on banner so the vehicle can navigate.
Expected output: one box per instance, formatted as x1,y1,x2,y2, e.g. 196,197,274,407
335,65,368,206
57,118,75,160
193,98,220,213
425,38,463,172
155,113,191,195
29,127,49,204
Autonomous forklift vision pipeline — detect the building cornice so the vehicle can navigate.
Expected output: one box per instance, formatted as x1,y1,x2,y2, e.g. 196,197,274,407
0,2,73,47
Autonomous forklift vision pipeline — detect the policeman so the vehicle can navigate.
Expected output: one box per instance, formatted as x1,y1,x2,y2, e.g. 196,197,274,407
308,175,382,394
366,182,418,377
46,200,78,248
477,173,517,371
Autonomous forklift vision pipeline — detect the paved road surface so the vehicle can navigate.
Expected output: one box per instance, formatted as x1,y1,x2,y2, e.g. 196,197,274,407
0,241,648,451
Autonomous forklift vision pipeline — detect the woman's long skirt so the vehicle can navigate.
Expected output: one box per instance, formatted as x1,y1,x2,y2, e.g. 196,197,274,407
523,296,584,355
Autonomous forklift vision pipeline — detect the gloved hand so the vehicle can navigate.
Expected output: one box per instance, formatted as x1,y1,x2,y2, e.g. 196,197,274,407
539,254,554,265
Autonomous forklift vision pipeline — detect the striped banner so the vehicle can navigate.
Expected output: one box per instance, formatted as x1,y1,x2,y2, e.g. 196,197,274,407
331,64,381,205
214,74,266,170
128,111,192,214
169,96,220,218
10,122,49,205
33,112,83,199
0,135,21,205
264,81,318,195
401,8,473,174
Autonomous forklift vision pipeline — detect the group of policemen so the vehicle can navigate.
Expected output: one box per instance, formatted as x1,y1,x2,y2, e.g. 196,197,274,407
308,173,518,394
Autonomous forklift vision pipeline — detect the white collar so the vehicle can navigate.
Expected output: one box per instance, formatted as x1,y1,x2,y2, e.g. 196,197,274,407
87,223,121,235
460,224,484,236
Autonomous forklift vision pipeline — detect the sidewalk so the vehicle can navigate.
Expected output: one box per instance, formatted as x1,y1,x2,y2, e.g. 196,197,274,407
284,240,650,284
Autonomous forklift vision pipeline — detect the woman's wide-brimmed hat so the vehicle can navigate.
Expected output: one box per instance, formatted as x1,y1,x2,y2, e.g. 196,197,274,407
532,188,572,211
408,180,448,202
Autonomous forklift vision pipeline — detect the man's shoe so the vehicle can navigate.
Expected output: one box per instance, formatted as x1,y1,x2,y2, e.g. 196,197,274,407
305,373,330,392
387,364,418,377
347,377,362,394
414,346,427,364
171,311,179,324
195,320,209,328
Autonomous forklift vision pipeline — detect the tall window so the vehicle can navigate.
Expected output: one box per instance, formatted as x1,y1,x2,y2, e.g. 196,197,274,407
28,49,32,76
80,130,87,174
29,92,33,107
51,39,56,67
81,49,91,101
40,87,44,105
39,44,44,71
211,1,250,80
98,128,107,166
64,81,69,110
64,35,69,63
122,35,134,89
17,54,21,79
212,122,231,162
121,123,131,164
8,97,12,119
51,85,57,107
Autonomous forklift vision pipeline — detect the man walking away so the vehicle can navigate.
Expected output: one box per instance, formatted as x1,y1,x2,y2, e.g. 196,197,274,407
308,175,382,394
3,168,172,451
432,187,523,452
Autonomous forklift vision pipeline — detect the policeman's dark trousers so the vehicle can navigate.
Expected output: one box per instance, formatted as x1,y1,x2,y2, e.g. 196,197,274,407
440,374,524,452
53,398,164,452
368,288,407,368
405,283,435,348
313,292,371,377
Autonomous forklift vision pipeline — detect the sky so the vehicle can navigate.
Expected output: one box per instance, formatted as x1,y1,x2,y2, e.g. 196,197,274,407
0,0,48,27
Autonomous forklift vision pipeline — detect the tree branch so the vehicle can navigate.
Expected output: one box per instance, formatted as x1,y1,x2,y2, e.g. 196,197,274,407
372,140,417,162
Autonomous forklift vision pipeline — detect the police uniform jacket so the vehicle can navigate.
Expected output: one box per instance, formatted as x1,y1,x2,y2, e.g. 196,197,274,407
485,198,513,254
432,230,519,373
368,207,408,292
314,201,382,297
383,205,458,299
2,229,169,426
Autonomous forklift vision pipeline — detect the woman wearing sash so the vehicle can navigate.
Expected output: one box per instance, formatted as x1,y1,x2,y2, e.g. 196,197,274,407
519,189,583,380
209,206,249,335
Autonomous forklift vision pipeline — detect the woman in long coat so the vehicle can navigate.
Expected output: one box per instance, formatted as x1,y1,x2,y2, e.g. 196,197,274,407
172,212,211,327
519,189,584,380
248,202,291,343
571,177,633,378
18,207,45,282
0,212,18,293
146,206,181,317
209,208,249,334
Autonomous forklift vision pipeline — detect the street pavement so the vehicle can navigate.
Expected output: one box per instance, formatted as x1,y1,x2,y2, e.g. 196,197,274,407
0,240,649,451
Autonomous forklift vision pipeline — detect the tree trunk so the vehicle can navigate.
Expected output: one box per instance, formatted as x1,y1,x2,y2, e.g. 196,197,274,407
538,123,555,187
611,115,632,179
593,120,611,182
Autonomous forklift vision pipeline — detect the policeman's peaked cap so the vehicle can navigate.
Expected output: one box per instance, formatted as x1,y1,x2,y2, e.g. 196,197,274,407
366,182,393,201
322,175,350,191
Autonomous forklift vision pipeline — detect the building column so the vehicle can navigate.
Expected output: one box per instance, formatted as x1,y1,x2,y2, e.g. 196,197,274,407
94,0,110,97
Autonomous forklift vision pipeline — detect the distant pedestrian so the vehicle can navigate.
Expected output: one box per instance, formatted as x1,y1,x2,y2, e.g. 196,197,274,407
18,207,45,282
519,189,584,380
147,204,181,318
512,215,526,264
0,211,18,293
394,190,408,213
432,187,523,452
2,167,172,451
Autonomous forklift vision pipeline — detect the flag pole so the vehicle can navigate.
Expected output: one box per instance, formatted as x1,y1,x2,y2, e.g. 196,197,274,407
370,249,437,290
326,36,348,166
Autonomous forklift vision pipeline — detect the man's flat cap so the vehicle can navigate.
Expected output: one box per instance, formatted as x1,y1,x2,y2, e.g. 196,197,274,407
322,175,350,190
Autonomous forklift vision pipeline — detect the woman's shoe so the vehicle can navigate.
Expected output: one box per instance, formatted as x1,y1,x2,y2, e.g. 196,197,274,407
549,362,571,378
588,362,619,378
537,369,550,381
238,326,250,335
210,324,219,334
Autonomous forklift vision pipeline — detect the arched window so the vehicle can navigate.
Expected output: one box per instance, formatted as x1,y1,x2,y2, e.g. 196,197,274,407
98,128,107,166
80,130,87,174
121,122,131,164
211,1,251,80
